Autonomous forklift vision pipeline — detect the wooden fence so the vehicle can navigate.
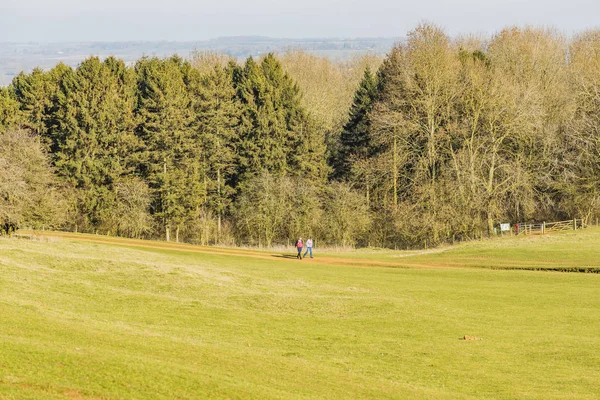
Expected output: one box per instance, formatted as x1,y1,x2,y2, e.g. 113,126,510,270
513,219,584,236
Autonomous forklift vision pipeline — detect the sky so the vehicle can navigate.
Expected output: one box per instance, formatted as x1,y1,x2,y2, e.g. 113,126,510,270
0,0,599,42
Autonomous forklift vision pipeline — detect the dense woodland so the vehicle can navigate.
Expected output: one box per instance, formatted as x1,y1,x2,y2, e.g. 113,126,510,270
1,24,600,248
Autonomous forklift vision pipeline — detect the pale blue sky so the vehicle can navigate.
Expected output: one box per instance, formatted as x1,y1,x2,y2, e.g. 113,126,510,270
1,0,598,42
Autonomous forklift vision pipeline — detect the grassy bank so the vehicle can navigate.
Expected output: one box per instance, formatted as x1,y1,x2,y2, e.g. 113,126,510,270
320,227,600,272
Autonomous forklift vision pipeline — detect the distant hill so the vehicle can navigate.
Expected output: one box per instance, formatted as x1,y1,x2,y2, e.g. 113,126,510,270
0,37,401,86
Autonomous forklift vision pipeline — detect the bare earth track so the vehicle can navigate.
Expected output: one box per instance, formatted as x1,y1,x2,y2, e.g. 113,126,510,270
16,230,450,270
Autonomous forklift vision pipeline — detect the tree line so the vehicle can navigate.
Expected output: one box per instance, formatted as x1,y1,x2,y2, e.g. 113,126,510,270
2,24,600,248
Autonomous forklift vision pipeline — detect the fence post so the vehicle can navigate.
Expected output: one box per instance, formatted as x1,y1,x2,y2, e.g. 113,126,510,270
573,218,577,231
542,221,545,235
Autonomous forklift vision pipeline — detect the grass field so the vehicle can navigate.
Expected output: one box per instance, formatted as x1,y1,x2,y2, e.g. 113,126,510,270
1,229,600,399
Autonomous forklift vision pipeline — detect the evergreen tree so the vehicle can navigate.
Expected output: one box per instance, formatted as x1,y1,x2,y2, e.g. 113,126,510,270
235,54,327,181
9,67,60,138
332,66,378,180
135,56,200,241
190,65,241,239
40,63,75,152
48,57,139,231
0,87,23,130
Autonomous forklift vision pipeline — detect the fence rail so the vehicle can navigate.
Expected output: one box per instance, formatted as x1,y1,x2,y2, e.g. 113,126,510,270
512,219,584,236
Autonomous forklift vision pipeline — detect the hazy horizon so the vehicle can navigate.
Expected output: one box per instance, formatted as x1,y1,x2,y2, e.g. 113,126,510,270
1,0,599,43
0,35,403,44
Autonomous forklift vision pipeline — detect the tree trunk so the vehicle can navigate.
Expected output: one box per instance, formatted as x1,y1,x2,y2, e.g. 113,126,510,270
164,159,170,242
217,167,222,239
393,135,398,206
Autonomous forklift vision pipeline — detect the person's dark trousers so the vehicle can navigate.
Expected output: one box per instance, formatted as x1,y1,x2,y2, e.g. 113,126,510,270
303,247,313,258
297,247,303,259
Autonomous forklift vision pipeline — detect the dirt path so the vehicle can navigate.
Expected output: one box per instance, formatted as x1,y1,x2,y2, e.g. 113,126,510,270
16,230,453,270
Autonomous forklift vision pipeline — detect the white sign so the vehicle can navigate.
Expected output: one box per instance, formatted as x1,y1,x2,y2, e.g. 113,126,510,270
500,223,510,232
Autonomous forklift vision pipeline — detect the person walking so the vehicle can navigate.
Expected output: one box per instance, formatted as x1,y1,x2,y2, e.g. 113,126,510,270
303,238,313,259
295,237,304,259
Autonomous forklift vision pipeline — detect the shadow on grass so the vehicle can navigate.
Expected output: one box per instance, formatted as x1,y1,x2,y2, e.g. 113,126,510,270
272,254,301,260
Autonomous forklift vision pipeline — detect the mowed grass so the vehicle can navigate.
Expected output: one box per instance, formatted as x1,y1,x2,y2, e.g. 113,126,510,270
321,227,600,270
1,231,600,399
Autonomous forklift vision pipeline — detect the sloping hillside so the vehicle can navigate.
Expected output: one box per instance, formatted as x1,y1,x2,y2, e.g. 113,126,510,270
1,231,599,399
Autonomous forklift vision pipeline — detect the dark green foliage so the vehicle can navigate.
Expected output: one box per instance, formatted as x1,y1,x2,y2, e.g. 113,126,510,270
6,27,599,249
48,57,139,230
53,57,137,187
190,65,241,236
235,54,327,182
7,64,73,144
0,87,23,130
135,56,201,241
1,52,339,245
332,66,378,180
9,68,54,136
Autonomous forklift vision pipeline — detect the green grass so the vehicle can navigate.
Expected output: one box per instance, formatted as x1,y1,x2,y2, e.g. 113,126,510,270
1,230,600,399
321,227,600,271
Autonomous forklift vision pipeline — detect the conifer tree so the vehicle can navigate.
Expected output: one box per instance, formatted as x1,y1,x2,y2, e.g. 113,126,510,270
41,63,75,152
0,87,23,130
50,57,138,231
235,54,327,182
191,65,241,238
333,66,378,180
9,68,59,138
135,56,200,241
236,56,283,175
